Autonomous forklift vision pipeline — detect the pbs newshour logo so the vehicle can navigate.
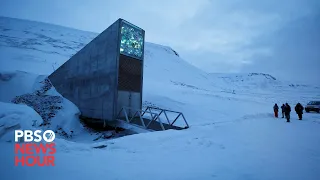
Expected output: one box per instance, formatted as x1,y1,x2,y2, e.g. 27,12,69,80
14,130,56,166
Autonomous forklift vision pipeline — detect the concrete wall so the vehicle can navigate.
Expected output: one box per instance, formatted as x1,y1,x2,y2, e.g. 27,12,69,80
49,20,121,120
49,19,145,122
117,91,141,117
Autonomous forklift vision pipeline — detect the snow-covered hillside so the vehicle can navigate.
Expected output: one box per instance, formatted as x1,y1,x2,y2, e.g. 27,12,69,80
1,16,320,180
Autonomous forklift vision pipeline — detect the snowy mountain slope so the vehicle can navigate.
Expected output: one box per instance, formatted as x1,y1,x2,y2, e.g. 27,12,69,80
1,16,318,102
208,72,320,106
0,16,96,74
0,16,320,180
1,15,319,129
0,16,209,84
0,16,319,125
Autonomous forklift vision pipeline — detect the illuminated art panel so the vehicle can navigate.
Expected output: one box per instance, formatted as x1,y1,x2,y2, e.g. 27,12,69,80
120,21,144,60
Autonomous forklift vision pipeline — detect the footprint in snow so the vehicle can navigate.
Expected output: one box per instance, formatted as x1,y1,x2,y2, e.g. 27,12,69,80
188,137,226,149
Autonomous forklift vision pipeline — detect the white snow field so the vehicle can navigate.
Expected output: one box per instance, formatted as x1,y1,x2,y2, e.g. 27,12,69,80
0,16,320,180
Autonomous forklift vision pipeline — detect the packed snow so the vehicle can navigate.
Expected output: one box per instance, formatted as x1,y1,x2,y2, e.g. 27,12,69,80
0,16,320,180
0,102,43,142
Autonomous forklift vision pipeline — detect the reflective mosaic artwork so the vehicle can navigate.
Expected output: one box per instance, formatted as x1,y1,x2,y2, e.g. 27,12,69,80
120,22,144,59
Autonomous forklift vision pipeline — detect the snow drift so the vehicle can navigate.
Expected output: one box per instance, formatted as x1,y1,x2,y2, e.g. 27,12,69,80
0,102,43,142
0,70,83,140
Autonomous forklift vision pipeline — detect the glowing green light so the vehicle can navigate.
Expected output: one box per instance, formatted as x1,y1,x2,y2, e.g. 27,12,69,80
120,22,144,59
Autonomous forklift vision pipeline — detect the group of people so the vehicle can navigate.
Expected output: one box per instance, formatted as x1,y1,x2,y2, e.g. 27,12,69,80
273,103,304,122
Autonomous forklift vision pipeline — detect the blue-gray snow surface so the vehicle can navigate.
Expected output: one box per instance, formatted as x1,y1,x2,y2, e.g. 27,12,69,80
0,16,320,180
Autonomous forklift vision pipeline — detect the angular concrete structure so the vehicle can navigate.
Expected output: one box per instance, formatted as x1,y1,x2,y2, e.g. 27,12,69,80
49,19,145,121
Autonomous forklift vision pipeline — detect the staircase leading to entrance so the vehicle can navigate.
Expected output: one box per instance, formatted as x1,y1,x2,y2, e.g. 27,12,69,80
116,106,189,131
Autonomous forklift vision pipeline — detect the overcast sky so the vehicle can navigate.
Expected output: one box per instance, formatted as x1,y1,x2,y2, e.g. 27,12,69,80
1,0,319,84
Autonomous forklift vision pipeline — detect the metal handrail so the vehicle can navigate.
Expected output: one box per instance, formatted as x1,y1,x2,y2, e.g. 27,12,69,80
142,106,189,128
116,106,189,131
117,107,165,130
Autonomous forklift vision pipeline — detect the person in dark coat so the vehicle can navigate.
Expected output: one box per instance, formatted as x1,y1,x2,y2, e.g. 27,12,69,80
281,104,286,118
295,103,304,120
273,103,279,118
284,103,291,122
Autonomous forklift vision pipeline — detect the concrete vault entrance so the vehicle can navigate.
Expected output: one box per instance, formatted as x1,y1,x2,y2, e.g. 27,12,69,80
48,18,188,132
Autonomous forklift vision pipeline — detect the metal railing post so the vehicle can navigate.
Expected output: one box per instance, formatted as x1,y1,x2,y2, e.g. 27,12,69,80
129,111,139,123
170,113,181,126
123,108,130,123
116,107,124,119
157,117,166,131
180,113,189,128
147,108,155,120
146,113,159,128
138,111,146,128
141,107,149,116
163,110,171,125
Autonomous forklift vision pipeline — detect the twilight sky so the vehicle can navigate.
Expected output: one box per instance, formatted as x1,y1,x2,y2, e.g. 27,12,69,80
1,0,319,84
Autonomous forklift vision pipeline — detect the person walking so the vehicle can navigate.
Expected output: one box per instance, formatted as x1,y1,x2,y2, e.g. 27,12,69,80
273,103,279,118
281,104,286,118
295,103,304,120
284,103,291,122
